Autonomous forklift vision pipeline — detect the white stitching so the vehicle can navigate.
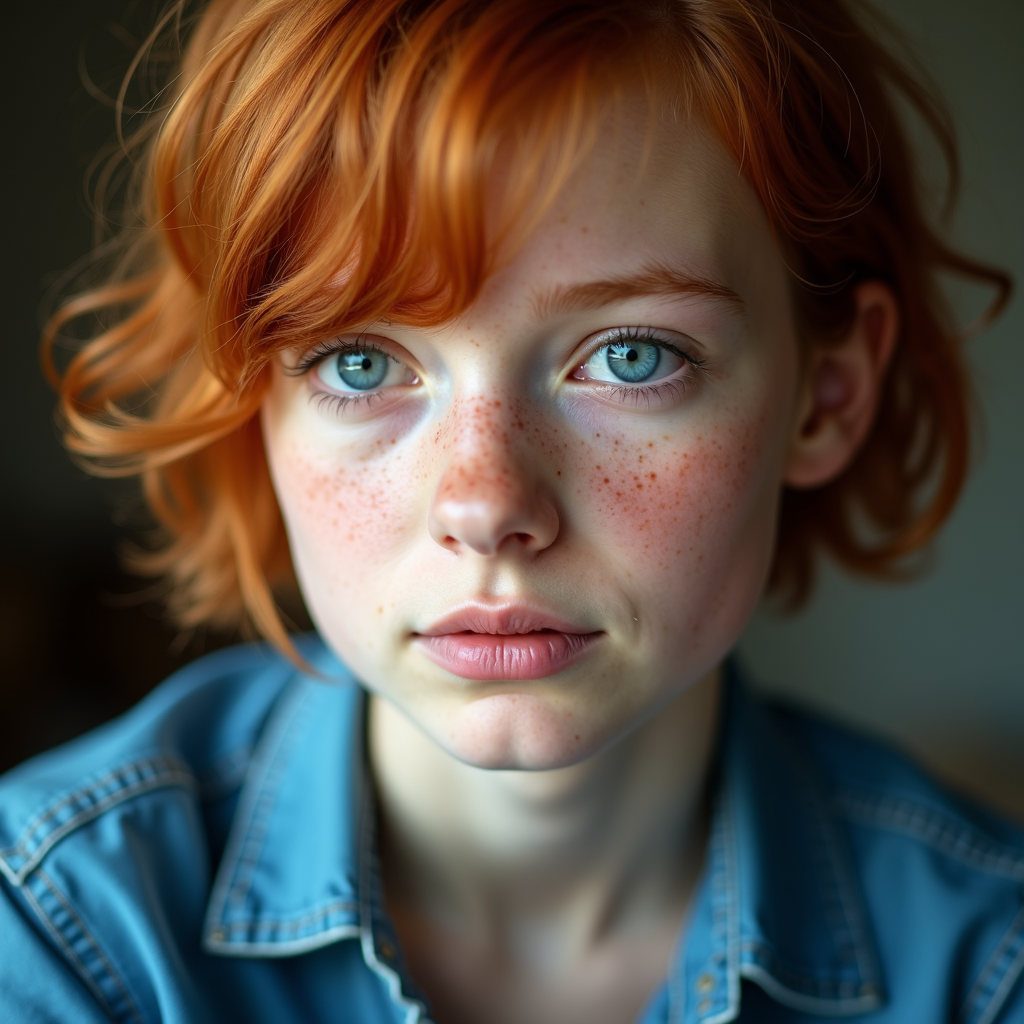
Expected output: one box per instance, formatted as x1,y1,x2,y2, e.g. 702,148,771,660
357,772,430,1024
205,923,363,958
976,936,1024,1024
211,899,360,937
836,791,1024,881
18,880,116,1017
0,767,198,886
202,678,311,934
959,900,1024,1024
34,869,145,1024
782,740,883,993
4,758,186,853
697,774,742,1024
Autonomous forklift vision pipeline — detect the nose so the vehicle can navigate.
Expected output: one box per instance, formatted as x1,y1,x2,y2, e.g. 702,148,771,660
427,401,559,557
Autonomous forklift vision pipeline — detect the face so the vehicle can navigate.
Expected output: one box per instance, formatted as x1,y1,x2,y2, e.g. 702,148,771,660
261,108,803,770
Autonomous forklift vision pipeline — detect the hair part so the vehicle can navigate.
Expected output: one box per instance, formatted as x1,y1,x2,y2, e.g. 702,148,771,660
43,0,1011,651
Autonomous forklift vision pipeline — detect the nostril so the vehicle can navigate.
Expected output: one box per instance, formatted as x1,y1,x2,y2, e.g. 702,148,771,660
427,460,560,557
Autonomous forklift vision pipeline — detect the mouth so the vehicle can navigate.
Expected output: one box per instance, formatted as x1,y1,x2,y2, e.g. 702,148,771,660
412,603,603,681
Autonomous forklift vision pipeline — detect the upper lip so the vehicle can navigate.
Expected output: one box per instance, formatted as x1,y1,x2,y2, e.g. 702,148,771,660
415,602,597,637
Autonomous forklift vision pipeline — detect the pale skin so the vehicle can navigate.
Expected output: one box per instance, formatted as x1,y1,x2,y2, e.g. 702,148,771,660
260,105,898,1024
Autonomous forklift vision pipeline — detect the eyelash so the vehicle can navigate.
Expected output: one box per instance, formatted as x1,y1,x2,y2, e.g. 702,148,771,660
283,338,385,377
285,338,411,415
311,390,388,416
574,327,707,405
287,327,706,414
596,379,692,409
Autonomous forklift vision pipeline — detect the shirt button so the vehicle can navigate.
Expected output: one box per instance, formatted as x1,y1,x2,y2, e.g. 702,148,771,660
696,972,715,994
696,998,713,1016
379,939,398,961
210,928,226,942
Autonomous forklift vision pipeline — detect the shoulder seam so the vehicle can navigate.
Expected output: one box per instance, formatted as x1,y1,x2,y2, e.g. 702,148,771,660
19,867,146,1024
835,789,1024,882
959,899,1024,1024
0,756,197,886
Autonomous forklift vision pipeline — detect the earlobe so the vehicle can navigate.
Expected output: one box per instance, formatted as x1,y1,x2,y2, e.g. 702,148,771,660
784,281,900,489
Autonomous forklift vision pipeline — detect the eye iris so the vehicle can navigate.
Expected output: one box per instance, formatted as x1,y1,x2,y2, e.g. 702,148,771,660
337,350,388,390
605,341,660,383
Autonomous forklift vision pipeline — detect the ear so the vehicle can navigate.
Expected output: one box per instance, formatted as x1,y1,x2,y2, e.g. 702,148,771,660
784,281,900,489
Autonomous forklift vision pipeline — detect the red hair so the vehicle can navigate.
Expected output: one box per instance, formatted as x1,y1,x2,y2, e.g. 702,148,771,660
43,0,1010,652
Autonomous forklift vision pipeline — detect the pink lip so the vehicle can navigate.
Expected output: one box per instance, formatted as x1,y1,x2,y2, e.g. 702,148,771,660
413,604,602,681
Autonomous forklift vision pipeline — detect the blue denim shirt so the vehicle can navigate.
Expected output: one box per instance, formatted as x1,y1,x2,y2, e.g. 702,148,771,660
1,637,1022,1023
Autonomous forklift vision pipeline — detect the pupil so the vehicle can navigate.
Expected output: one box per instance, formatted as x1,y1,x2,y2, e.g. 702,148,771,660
336,349,389,390
605,340,660,383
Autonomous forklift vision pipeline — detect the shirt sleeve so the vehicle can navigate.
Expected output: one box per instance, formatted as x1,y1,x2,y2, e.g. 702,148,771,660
0,879,113,1024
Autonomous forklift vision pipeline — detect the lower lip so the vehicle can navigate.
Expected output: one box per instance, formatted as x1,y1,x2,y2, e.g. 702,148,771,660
414,631,600,680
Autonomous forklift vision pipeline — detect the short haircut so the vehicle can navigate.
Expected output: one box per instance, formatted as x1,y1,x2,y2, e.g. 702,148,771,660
44,0,1011,655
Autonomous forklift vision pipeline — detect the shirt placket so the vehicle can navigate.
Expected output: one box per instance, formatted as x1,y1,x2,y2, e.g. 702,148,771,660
357,775,432,1024
667,780,740,1024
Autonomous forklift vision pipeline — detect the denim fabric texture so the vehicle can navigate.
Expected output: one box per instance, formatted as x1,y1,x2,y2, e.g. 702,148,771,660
1,636,1022,1023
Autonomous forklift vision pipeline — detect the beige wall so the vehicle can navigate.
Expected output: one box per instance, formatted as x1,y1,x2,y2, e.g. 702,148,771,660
738,0,1024,820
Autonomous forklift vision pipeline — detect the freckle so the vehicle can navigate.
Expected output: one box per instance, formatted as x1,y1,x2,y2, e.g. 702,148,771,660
556,470,561,476
595,433,601,438
603,478,609,484
650,473,656,480
574,734,580,741
377,606,383,615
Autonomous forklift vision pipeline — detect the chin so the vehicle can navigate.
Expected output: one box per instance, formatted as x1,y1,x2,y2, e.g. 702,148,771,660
442,692,607,771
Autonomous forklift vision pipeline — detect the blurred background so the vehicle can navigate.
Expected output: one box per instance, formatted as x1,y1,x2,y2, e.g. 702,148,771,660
2,2,1021,818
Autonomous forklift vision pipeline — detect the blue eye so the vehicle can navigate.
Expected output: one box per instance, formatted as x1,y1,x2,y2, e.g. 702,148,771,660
576,331,687,387
312,344,416,394
336,349,389,390
605,341,660,383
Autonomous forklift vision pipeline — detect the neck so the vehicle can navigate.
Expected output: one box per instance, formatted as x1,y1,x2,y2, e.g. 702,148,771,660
368,668,722,972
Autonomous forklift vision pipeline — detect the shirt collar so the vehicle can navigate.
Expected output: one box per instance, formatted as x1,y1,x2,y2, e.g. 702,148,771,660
202,645,366,955
201,643,430,1023
201,645,885,1022
672,668,886,1023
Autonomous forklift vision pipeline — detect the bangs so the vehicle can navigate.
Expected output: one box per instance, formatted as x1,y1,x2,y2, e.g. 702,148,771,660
162,0,673,389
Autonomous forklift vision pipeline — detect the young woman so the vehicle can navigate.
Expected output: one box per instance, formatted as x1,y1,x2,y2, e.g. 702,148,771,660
1,1,1020,1022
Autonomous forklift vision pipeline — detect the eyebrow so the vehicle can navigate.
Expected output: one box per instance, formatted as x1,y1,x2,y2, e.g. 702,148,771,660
530,262,744,320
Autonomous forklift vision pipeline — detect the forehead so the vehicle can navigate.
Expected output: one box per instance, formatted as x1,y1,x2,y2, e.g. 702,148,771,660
475,106,782,327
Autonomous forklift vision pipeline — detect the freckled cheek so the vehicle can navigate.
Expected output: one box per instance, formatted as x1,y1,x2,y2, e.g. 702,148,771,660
270,439,424,568
573,427,765,567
